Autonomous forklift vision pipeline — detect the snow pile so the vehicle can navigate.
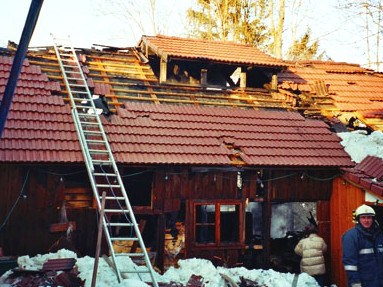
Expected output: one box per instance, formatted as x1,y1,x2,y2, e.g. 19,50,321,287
338,130,383,163
0,249,323,287
163,257,319,287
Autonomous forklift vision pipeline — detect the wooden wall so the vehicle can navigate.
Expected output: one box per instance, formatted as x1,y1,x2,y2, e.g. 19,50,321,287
330,177,364,287
0,165,98,257
268,170,334,201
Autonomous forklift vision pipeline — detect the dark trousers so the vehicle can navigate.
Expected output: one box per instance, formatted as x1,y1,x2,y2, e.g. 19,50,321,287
313,274,325,287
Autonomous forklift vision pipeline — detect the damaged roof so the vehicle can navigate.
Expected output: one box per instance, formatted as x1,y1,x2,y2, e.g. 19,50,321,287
139,35,288,68
343,155,383,196
278,60,383,130
0,50,353,167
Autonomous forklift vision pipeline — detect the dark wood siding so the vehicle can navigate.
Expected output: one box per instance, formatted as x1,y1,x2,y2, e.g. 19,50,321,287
0,165,98,257
268,170,335,201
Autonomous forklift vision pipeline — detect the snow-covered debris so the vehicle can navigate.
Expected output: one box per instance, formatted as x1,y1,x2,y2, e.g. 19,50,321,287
1,248,329,287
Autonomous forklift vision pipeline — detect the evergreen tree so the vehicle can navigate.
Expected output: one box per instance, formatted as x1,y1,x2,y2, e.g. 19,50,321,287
187,0,270,48
285,29,322,60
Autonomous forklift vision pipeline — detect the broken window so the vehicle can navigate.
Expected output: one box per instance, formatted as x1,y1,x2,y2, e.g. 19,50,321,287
270,202,317,238
193,201,242,245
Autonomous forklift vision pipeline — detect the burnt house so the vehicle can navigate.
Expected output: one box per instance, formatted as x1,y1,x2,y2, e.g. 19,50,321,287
0,35,353,276
278,60,383,287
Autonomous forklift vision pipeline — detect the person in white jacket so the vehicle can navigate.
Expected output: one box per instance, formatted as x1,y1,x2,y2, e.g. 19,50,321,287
295,223,327,286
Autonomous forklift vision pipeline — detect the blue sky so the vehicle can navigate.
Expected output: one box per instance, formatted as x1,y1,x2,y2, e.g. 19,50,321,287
0,0,371,67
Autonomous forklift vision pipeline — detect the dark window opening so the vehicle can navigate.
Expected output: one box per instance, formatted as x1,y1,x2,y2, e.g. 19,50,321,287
123,168,153,206
246,68,273,88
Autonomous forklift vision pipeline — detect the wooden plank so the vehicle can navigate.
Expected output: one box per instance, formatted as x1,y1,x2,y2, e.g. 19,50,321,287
42,258,76,271
50,222,76,233
186,274,204,287
91,192,106,287
220,273,239,287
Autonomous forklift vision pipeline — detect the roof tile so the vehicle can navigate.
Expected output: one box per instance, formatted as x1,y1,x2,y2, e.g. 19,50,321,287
0,52,352,167
141,35,287,68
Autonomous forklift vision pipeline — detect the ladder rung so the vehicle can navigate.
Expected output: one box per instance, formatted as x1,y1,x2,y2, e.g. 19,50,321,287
121,269,151,274
62,64,78,68
87,141,106,145
72,91,89,94
104,196,125,200
76,104,93,109
89,149,108,153
93,161,112,166
111,237,138,241
94,172,117,177
69,84,87,87
116,253,145,257
90,151,108,156
78,113,98,118
59,52,73,56
107,223,133,227
65,70,81,74
80,122,99,126
61,57,76,61
73,97,91,101
96,184,121,188
83,130,102,134
104,209,130,213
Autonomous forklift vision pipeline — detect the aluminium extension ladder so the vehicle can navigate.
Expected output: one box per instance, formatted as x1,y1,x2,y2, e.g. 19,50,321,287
51,35,159,286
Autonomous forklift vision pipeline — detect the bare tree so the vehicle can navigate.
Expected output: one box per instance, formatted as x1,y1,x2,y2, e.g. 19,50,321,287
269,0,285,58
337,0,383,71
96,0,188,43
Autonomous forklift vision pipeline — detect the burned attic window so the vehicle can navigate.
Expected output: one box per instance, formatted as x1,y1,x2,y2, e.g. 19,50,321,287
246,67,273,88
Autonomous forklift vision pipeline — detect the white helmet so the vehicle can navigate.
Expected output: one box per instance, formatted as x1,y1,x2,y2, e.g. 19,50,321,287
355,204,375,218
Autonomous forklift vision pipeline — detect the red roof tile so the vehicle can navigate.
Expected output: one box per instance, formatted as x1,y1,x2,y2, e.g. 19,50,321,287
140,35,287,68
0,53,352,167
356,155,383,179
99,102,353,167
342,155,383,197
279,60,383,120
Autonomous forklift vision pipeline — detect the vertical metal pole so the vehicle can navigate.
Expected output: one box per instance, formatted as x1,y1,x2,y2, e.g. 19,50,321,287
0,0,44,140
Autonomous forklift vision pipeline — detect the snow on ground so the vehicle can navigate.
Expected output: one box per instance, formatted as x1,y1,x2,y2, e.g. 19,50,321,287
0,249,324,287
338,130,383,163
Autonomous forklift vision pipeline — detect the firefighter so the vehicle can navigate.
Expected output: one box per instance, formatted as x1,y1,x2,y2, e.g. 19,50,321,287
342,204,383,287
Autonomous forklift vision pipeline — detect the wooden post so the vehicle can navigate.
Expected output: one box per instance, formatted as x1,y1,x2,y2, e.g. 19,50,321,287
91,192,107,287
160,58,167,83
201,69,208,87
240,70,247,88
271,74,278,91
156,214,166,272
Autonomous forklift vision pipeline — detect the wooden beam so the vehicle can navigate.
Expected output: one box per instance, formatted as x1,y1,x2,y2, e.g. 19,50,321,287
240,68,247,88
160,58,167,83
201,69,208,87
271,74,278,91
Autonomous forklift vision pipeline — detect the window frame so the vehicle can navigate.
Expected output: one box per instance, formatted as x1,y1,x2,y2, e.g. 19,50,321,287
191,199,244,247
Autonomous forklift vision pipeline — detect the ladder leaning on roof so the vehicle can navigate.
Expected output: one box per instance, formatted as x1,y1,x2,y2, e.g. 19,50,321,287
51,35,159,286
